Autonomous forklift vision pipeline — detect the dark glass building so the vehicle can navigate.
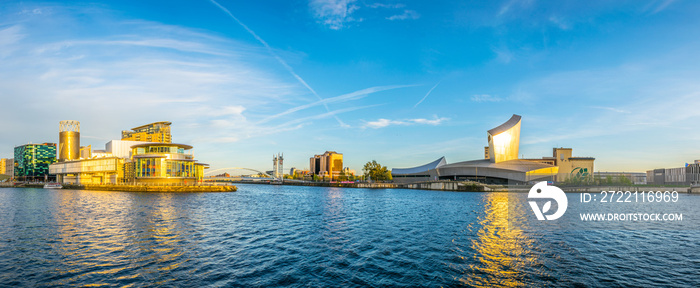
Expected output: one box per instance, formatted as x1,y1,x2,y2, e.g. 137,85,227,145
14,143,57,181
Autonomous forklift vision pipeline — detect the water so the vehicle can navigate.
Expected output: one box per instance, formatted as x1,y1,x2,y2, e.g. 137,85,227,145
0,185,698,287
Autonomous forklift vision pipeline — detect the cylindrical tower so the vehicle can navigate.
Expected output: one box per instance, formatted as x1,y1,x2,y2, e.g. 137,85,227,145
58,120,80,162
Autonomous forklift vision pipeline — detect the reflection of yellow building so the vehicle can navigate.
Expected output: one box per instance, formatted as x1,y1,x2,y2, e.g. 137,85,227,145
121,121,172,143
487,114,521,163
310,151,343,178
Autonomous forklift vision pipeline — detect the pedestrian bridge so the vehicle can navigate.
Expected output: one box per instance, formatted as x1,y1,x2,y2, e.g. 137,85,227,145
203,167,275,180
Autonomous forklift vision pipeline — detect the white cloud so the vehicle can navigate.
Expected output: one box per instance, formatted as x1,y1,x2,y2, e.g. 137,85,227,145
386,10,420,21
590,106,630,114
471,94,503,102
368,3,405,9
363,117,448,129
548,16,570,30
491,46,513,64
309,0,360,30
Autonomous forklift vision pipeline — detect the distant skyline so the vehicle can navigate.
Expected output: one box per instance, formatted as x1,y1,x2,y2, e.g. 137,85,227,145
2,0,700,173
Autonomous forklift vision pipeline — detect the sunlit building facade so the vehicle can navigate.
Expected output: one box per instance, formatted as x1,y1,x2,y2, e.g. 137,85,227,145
127,143,208,185
0,158,14,176
50,121,209,185
392,115,572,184
487,114,521,163
121,121,172,143
14,143,57,181
310,151,343,178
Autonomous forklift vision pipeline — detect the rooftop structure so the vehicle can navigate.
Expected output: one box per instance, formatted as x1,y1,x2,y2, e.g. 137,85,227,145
121,121,172,143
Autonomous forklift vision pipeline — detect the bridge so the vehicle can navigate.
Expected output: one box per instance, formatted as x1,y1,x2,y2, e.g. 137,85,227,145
204,167,278,181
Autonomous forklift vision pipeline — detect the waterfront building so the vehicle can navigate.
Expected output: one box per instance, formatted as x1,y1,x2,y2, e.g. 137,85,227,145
310,151,343,179
646,161,700,186
121,121,172,143
273,153,283,179
14,143,57,181
50,121,209,185
0,158,14,176
58,120,80,162
593,172,647,185
392,115,599,184
521,148,595,182
126,143,208,185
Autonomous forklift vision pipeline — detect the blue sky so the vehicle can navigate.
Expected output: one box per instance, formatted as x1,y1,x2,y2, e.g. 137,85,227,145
2,0,700,173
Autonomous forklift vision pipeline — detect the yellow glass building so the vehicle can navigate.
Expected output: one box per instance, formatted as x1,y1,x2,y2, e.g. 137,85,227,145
127,143,208,185
121,121,172,143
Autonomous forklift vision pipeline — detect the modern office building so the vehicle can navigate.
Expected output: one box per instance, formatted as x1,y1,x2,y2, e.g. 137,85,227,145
14,143,57,181
121,121,172,143
392,114,595,184
50,121,208,185
310,151,343,179
0,158,14,176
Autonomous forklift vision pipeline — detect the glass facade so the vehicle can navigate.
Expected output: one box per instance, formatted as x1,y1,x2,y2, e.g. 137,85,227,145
131,144,201,183
14,143,57,179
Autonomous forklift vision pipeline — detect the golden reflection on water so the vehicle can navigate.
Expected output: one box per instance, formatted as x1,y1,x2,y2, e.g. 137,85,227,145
460,193,541,287
48,190,193,286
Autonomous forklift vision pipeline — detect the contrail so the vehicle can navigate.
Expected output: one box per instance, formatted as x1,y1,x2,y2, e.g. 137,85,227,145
413,81,441,108
209,0,347,126
258,84,416,124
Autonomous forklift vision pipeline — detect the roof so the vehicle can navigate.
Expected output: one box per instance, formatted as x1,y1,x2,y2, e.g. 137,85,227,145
439,158,555,173
130,143,193,150
487,114,521,136
130,121,172,131
392,157,447,175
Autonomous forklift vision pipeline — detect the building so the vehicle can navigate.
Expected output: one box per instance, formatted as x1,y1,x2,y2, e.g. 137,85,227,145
646,161,700,186
14,143,57,181
126,143,208,185
594,172,647,185
273,153,283,179
392,114,596,185
0,158,14,177
50,121,209,185
310,151,343,179
121,121,172,143
58,120,80,162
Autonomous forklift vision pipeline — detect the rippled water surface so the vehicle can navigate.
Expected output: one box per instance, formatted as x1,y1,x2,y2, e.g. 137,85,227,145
1,185,699,287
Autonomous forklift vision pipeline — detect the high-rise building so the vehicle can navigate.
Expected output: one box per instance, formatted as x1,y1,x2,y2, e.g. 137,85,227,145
272,153,283,180
0,158,14,176
309,151,343,179
121,121,172,143
14,143,57,181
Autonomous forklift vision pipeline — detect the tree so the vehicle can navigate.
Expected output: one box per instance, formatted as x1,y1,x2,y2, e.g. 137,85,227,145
363,160,392,182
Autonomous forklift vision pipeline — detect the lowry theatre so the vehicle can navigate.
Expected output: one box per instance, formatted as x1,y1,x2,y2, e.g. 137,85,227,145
392,114,595,184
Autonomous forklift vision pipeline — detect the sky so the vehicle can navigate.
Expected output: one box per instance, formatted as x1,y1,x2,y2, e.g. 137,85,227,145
2,0,700,174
